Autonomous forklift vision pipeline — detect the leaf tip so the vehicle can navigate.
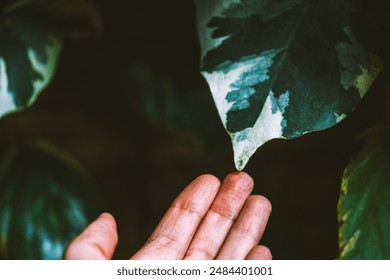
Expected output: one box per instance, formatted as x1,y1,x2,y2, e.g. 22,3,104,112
232,141,257,171
234,159,246,171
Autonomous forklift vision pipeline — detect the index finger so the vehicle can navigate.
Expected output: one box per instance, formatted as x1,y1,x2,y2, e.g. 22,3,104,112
130,174,221,260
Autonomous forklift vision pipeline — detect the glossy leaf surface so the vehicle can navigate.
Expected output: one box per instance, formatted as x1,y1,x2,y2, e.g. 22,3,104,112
0,143,102,260
194,0,383,170
338,127,390,259
0,0,102,119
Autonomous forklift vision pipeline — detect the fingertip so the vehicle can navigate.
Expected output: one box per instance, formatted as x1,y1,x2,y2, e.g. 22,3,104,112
193,174,221,188
234,171,253,181
98,212,118,232
223,171,254,191
233,171,252,181
186,174,221,198
64,212,118,260
99,212,114,219
246,245,272,260
180,174,221,201
247,195,272,215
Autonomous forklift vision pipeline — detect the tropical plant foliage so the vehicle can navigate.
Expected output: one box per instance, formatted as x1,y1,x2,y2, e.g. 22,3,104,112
0,142,102,259
338,127,390,259
194,0,383,170
0,0,102,119
0,0,388,260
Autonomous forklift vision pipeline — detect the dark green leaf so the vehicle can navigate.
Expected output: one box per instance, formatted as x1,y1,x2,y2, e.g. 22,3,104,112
122,60,230,154
194,0,383,170
338,127,390,259
0,0,102,119
0,142,102,260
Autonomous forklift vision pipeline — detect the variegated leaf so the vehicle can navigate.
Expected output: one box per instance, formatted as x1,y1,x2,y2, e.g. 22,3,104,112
338,127,390,259
0,142,102,260
194,0,383,170
0,0,102,119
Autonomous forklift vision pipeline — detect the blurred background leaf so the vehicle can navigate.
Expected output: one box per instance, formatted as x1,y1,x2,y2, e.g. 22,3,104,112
121,59,230,155
338,126,390,259
194,0,383,170
0,141,103,259
0,0,102,119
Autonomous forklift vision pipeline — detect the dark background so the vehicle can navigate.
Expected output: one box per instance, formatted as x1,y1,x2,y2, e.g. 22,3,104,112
0,0,388,259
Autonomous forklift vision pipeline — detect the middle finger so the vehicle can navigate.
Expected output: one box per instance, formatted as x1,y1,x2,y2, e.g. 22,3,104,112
184,172,254,259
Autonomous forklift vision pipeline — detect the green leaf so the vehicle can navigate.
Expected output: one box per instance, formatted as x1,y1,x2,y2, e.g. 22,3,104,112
0,0,102,119
0,142,102,259
338,127,390,259
194,0,383,170
122,60,230,154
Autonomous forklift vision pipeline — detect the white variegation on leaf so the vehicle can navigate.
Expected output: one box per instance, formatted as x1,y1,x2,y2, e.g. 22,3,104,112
335,27,383,98
0,0,102,119
0,37,62,119
230,91,289,170
194,0,241,58
0,58,16,117
27,37,62,107
202,49,285,170
195,0,383,170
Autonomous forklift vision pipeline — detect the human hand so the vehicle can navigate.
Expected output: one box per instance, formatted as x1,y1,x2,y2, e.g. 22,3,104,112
64,172,272,260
